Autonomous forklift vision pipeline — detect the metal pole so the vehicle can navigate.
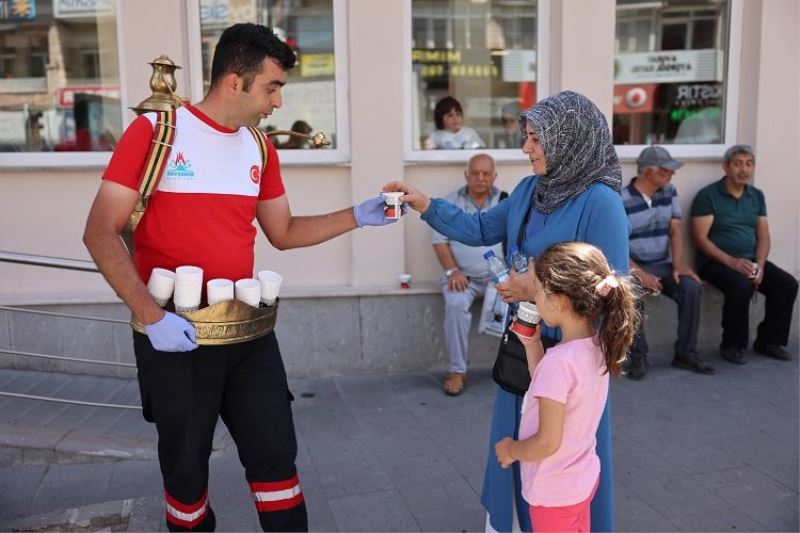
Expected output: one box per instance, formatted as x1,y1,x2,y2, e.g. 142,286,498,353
0,251,99,273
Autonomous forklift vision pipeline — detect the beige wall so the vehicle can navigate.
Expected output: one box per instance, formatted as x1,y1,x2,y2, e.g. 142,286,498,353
0,0,797,306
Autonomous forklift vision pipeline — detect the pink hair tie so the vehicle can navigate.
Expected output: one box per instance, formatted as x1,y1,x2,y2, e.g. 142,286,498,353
595,274,619,297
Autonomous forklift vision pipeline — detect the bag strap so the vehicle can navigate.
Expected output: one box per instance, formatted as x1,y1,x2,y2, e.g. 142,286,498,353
138,109,177,206
499,190,509,257
516,188,536,250
247,126,269,175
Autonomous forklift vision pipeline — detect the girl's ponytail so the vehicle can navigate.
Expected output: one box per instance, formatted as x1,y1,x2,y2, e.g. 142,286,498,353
597,274,640,377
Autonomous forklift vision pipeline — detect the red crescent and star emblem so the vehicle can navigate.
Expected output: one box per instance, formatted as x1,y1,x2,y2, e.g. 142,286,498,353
250,165,260,184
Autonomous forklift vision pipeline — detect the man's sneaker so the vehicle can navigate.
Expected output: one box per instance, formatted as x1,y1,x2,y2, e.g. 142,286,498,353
626,355,649,380
672,353,715,375
720,346,746,365
753,340,793,361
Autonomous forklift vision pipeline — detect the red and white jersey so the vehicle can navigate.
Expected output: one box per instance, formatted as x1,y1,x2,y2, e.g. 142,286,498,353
103,104,285,284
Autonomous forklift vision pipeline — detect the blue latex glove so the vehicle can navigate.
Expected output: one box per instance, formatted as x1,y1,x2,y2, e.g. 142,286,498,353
353,195,405,227
144,312,198,352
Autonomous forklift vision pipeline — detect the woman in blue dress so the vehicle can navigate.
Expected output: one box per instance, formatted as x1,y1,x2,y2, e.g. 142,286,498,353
385,91,629,532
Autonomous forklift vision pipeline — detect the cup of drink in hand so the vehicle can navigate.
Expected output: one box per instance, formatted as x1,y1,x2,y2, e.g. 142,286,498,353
381,192,404,220
510,302,541,338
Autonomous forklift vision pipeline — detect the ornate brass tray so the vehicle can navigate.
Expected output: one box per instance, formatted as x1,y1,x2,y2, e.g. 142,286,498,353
131,299,278,346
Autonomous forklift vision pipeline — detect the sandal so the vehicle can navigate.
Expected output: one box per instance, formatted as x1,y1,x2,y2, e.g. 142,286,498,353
443,372,466,396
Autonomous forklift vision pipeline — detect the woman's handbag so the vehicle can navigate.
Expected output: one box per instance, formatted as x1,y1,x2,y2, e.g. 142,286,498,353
490,191,556,395
492,325,531,395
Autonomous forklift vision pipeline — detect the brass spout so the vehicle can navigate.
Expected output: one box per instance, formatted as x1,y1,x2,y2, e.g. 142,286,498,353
131,54,187,115
267,130,331,148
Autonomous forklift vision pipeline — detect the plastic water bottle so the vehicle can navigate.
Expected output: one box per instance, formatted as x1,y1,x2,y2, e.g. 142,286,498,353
483,250,510,284
508,245,528,274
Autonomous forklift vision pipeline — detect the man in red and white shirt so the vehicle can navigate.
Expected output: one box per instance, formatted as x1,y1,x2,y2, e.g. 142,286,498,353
84,24,394,533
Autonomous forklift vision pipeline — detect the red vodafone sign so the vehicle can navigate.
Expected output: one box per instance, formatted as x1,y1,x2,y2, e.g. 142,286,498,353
57,85,121,109
613,84,656,114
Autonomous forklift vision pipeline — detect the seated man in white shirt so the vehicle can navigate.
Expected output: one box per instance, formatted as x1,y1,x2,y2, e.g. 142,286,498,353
433,154,506,395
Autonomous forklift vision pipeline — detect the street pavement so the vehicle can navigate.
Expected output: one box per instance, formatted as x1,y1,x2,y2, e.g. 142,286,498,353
0,339,797,532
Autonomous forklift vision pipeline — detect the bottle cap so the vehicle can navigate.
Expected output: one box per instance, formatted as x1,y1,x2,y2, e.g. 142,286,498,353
483,250,496,259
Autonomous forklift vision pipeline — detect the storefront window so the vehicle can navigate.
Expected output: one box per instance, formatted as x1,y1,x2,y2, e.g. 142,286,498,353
199,0,337,149
0,0,122,152
411,0,537,151
613,0,729,145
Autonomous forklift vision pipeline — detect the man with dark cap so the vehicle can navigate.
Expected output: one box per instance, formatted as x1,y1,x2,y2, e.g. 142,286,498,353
691,144,798,364
622,146,714,379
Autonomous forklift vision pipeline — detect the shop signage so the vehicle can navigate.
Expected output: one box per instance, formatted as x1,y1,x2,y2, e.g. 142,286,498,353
673,83,722,107
412,48,498,80
614,49,722,85
200,0,256,27
613,84,656,114
54,0,114,18
299,53,335,78
0,0,36,20
56,84,120,108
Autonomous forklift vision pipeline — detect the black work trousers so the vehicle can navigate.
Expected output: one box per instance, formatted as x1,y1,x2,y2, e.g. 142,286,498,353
698,260,798,349
134,331,308,532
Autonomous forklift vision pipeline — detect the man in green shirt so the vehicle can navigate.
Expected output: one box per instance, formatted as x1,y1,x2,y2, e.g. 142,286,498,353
690,145,798,364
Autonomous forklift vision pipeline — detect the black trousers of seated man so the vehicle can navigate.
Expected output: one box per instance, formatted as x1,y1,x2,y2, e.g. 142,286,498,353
630,261,703,360
133,331,308,532
698,260,798,350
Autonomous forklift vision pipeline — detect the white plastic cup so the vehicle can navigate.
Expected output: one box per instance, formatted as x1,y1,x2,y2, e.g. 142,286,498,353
257,270,283,306
174,265,203,312
206,278,234,306
147,268,175,307
399,273,412,289
235,278,261,308
381,192,404,220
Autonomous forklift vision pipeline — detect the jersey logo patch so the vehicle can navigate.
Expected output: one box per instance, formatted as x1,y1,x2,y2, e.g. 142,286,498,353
250,165,260,184
166,151,195,179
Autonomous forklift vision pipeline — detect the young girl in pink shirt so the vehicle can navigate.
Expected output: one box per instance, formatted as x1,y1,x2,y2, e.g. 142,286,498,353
494,242,639,532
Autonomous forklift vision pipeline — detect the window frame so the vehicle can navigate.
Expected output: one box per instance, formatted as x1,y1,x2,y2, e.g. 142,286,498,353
403,0,550,164
614,0,743,161
0,3,129,169
186,0,350,166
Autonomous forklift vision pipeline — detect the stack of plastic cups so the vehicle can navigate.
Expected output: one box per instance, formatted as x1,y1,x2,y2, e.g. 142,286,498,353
257,270,282,306
147,268,176,307
235,278,261,308
174,266,204,312
207,278,234,306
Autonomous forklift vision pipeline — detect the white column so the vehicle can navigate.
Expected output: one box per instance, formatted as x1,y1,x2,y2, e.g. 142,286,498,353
753,0,800,275
117,0,192,124
347,0,406,286
550,0,616,120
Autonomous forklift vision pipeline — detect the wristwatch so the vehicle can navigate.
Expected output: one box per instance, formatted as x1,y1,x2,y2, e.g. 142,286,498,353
445,268,459,278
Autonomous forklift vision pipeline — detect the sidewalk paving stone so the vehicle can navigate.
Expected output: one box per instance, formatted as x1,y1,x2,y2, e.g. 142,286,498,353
0,337,797,532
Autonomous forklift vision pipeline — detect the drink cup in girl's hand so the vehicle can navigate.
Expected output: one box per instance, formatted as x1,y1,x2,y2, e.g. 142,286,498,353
510,301,540,337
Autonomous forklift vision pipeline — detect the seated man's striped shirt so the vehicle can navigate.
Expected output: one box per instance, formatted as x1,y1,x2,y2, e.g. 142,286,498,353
622,178,681,265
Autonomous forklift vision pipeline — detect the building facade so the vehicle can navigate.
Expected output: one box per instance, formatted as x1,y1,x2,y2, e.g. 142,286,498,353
0,0,797,375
